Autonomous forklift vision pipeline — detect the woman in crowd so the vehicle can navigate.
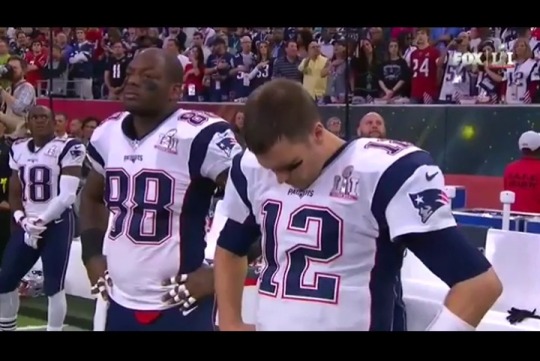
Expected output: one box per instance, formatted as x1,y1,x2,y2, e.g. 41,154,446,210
183,45,206,102
350,39,381,102
230,110,245,148
326,39,350,103
377,39,411,102
249,41,273,91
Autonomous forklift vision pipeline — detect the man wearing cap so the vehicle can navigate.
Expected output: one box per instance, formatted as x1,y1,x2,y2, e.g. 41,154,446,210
503,130,540,213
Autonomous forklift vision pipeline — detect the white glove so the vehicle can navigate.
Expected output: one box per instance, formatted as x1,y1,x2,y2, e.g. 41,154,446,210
20,216,47,236
20,217,46,249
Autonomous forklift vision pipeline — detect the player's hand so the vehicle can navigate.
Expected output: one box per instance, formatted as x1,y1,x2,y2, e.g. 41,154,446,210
162,264,214,314
85,256,112,301
23,233,40,249
20,216,46,236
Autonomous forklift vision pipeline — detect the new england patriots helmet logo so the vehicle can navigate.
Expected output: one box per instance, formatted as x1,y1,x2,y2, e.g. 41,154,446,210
216,136,237,156
69,145,83,158
408,189,449,223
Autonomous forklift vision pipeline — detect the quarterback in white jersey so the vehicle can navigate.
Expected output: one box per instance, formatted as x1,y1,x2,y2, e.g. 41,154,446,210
81,49,241,331
214,79,502,331
0,105,83,331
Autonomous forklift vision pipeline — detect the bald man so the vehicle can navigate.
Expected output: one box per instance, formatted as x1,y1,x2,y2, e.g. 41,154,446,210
357,112,387,138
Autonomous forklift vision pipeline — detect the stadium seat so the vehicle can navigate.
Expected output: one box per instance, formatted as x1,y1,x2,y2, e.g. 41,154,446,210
485,229,540,313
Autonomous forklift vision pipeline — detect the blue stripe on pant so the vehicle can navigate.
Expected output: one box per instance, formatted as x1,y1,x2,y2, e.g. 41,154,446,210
105,296,217,331
0,209,75,295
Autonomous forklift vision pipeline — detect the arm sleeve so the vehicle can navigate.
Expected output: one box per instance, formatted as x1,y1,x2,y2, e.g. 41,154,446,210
86,132,107,176
216,151,261,256
371,151,456,240
189,121,243,181
8,147,17,170
59,138,86,168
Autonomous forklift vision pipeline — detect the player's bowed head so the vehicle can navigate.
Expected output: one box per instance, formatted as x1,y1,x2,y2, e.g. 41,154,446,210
242,79,346,190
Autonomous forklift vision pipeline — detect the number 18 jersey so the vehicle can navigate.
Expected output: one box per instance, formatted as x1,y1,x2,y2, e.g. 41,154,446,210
221,138,456,331
9,137,85,218
87,109,242,310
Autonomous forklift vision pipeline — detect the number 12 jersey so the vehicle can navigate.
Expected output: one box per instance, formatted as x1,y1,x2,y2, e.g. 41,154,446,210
221,138,456,331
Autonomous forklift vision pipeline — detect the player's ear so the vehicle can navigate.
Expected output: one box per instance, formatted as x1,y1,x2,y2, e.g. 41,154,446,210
313,122,325,143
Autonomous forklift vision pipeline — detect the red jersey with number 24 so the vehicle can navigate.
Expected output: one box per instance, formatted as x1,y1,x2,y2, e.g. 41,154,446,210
410,46,440,102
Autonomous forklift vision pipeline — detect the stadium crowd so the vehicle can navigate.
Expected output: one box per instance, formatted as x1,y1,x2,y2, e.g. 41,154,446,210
0,27,539,104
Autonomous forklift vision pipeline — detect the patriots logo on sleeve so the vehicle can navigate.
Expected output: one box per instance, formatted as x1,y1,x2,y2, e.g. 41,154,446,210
409,189,449,223
216,134,237,157
69,145,84,158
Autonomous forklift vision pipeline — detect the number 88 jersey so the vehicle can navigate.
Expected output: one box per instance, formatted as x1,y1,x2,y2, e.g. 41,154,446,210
87,109,242,310
9,137,85,218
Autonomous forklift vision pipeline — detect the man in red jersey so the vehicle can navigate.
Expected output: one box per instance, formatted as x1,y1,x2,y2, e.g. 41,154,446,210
24,40,48,92
409,28,440,104
503,131,540,213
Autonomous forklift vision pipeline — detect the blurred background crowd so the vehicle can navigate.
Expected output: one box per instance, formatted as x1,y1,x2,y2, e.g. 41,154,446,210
0,26,539,106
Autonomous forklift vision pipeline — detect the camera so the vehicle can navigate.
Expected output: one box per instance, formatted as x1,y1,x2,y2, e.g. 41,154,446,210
0,64,14,81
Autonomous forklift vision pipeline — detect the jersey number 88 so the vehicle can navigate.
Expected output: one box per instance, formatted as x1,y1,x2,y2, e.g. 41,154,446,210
105,169,174,245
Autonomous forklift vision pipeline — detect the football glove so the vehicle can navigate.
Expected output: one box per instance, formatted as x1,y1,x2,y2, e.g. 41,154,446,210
90,270,113,301
20,216,46,236
162,274,198,316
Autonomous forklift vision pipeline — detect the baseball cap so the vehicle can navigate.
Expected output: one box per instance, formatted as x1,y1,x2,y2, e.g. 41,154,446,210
518,130,540,151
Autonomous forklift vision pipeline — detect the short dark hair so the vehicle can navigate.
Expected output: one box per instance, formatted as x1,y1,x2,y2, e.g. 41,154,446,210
8,55,27,70
243,79,319,154
81,116,100,129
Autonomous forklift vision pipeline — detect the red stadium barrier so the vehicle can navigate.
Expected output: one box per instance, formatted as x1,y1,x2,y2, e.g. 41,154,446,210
37,98,503,209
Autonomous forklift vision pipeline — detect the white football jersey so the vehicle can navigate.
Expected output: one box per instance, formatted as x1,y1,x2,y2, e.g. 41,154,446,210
9,137,86,218
439,50,473,101
87,109,242,310
503,58,540,104
221,138,456,331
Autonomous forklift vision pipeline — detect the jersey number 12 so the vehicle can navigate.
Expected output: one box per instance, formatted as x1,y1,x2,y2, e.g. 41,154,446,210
258,200,343,304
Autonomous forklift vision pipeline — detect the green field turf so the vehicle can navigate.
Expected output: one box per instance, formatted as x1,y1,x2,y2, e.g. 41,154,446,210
17,315,46,330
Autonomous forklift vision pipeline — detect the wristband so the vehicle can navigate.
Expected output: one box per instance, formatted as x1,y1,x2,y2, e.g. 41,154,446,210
426,306,475,331
81,228,106,265
13,210,24,224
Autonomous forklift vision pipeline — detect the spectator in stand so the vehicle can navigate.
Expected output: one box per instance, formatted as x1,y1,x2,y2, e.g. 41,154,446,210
104,41,129,100
398,31,416,67
368,27,387,61
438,31,475,103
409,28,440,104
273,40,302,82
503,131,540,213
470,27,501,53
296,29,314,58
43,45,69,97
249,40,273,91
55,32,73,62
10,30,28,57
230,36,256,101
229,28,246,54
123,27,139,53
507,27,540,59
357,112,387,138
69,28,94,99
270,28,286,59
68,118,82,138
391,27,414,41
187,31,211,62
231,110,246,147
326,40,349,103
148,28,163,48
54,112,69,139
162,28,186,51
24,40,48,94
326,116,344,138
165,38,190,70
318,28,337,59
377,39,410,102
299,41,330,101
0,40,11,91
430,27,462,51
350,39,380,102
501,38,539,104
475,41,503,103
80,116,99,145
183,46,205,102
205,37,233,102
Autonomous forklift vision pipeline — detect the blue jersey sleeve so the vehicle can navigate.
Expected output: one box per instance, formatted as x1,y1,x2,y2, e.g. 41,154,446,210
216,151,261,256
371,151,457,240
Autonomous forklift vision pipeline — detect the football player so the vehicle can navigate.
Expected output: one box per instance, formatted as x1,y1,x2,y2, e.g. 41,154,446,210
0,105,83,331
214,79,503,331
81,48,242,331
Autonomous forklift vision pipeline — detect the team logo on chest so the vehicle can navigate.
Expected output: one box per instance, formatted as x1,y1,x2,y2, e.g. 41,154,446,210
45,145,59,157
330,165,359,200
155,129,179,154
